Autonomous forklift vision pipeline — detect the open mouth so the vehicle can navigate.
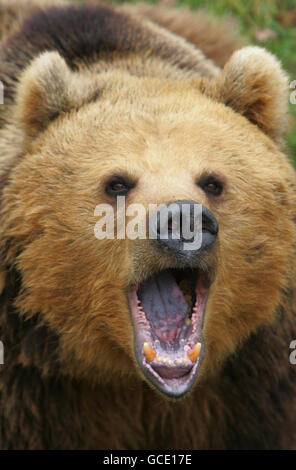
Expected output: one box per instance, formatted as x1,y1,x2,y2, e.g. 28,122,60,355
128,267,209,398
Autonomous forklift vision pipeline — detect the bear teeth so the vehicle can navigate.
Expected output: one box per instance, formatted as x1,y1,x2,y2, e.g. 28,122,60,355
143,342,156,362
143,341,201,365
187,342,201,363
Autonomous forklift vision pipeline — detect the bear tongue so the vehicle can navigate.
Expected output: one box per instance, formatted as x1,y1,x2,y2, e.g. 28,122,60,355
138,270,189,343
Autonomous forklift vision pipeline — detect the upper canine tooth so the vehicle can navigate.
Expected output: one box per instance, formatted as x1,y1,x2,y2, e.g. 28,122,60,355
187,342,201,363
143,342,156,362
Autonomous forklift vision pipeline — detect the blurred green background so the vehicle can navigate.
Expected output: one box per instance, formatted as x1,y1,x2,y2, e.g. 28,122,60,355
77,0,296,161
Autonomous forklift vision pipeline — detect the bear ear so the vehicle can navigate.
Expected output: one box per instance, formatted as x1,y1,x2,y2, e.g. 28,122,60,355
16,51,99,141
205,46,290,142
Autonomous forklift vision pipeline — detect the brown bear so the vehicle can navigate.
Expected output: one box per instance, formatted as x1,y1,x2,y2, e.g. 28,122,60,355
0,0,296,450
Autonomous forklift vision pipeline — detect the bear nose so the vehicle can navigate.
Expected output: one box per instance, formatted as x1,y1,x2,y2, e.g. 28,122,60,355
149,200,218,255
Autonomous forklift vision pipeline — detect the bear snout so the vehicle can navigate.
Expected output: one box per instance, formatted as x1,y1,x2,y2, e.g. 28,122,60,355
149,200,218,259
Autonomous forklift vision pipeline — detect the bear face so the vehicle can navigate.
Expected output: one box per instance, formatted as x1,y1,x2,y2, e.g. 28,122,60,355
1,45,295,400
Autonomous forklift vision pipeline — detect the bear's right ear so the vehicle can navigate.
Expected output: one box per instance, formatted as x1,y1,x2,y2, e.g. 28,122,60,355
204,46,290,143
15,51,99,141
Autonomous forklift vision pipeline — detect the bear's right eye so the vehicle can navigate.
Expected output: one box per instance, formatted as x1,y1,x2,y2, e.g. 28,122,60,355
105,176,135,197
198,174,224,196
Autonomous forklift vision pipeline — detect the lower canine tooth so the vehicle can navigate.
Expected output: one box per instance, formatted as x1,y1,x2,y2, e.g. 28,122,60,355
187,342,201,363
143,342,156,362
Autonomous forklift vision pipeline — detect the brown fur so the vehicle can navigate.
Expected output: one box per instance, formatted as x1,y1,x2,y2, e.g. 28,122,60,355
0,1,296,450
121,3,245,67
0,0,63,44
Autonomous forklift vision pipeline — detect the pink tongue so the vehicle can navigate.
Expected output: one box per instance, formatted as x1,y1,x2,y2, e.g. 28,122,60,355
138,271,189,342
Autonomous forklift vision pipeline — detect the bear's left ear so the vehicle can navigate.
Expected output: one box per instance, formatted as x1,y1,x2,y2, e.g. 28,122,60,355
15,51,99,141
205,46,290,142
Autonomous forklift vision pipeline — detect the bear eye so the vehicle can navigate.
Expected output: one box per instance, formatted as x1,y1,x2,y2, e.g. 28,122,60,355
105,176,135,197
198,175,223,196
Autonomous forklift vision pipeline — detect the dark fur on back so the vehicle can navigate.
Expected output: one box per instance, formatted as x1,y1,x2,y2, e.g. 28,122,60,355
0,2,217,118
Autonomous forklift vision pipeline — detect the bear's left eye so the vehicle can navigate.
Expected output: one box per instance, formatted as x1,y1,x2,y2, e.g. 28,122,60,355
198,175,223,196
105,176,135,197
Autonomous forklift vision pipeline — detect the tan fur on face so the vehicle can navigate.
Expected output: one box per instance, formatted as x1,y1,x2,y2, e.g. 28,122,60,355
2,50,295,383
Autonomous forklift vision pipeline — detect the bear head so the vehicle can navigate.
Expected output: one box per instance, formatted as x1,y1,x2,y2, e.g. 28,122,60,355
1,47,295,398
